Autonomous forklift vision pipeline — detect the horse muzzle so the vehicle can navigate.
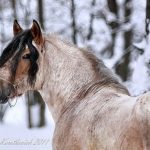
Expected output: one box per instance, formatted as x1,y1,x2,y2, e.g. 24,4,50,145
0,81,14,104
0,96,9,104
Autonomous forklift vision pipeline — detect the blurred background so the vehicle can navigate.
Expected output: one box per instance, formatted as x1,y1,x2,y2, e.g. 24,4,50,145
0,0,150,149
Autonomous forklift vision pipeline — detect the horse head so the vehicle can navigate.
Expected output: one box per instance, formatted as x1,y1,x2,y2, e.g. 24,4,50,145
0,20,44,104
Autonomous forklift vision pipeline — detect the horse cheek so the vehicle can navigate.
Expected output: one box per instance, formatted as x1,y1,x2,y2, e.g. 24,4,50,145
15,60,30,80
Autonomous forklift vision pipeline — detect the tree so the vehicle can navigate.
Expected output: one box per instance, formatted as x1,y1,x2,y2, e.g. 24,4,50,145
106,0,119,57
38,0,44,29
11,0,17,19
37,0,46,127
0,104,8,122
87,0,96,40
115,0,133,81
70,0,77,44
26,91,45,128
146,0,150,37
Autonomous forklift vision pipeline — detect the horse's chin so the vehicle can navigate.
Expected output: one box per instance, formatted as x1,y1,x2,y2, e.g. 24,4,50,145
9,93,23,99
18,93,23,97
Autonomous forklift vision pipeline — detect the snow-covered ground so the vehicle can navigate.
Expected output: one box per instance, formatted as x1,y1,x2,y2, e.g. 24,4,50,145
0,124,53,150
0,97,55,150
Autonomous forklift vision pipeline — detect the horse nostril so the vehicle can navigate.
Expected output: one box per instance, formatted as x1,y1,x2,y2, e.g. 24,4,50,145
0,82,14,104
0,97,8,104
0,89,10,104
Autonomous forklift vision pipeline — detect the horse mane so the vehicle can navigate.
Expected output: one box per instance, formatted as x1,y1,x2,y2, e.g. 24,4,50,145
45,34,129,97
46,35,129,98
78,49,130,98
0,30,39,86
51,35,130,98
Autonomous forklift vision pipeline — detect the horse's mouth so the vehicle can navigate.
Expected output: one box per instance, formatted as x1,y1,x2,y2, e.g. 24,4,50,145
0,93,23,104
0,96,9,104
0,91,19,104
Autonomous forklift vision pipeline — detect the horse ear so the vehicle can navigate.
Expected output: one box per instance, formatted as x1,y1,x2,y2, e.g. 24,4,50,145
31,20,43,45
13,20,23,36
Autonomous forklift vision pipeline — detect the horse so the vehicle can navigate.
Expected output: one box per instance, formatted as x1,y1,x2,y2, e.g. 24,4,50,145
0,20,150,150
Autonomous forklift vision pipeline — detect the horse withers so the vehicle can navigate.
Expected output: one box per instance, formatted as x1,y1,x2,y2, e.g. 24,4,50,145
0,20,150,150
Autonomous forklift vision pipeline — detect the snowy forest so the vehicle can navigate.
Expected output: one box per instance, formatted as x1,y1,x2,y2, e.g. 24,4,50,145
0,0,150,149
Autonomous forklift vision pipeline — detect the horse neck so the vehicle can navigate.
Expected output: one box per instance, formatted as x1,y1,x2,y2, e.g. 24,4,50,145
39,35,129,122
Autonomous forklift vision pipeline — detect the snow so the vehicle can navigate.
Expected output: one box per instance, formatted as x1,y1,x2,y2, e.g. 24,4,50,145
0,96,55,150
0,124,53,150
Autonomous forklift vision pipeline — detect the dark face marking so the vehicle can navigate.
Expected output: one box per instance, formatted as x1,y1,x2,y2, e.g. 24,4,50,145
0,30,39,87
0,20,42,104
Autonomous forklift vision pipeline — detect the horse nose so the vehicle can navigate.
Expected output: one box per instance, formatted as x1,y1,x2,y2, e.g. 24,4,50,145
0,96,8,104
0,83,12,104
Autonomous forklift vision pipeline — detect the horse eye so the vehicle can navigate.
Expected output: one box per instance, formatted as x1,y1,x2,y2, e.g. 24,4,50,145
22,54,31,59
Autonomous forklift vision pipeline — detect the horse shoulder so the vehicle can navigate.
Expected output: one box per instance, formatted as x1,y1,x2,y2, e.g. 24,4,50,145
134,91,150,149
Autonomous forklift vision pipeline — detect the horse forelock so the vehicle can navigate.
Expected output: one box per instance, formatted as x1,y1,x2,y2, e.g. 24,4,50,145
0,30,39,87
27,40,39,86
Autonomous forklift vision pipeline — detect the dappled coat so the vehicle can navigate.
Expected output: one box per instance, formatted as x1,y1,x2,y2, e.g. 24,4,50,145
0,20,150,150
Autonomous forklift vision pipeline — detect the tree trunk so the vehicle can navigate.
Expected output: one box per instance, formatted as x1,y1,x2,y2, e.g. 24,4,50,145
108,0,119,57
103,0,119,58
115,0,132,81
107,0,119,57
26,92,32,128
11,0,17,19
87,0,96,40
0,105,8,123
146,0,150,36
24,0,31,27
34,91,46,127
37,0,46,127
38,0,44,29
70,0,77,44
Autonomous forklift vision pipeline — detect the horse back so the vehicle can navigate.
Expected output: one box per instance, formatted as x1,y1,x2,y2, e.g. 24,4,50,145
53,90,150,150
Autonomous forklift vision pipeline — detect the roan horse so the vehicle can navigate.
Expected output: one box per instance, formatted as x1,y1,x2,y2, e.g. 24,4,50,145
0,20,150,150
